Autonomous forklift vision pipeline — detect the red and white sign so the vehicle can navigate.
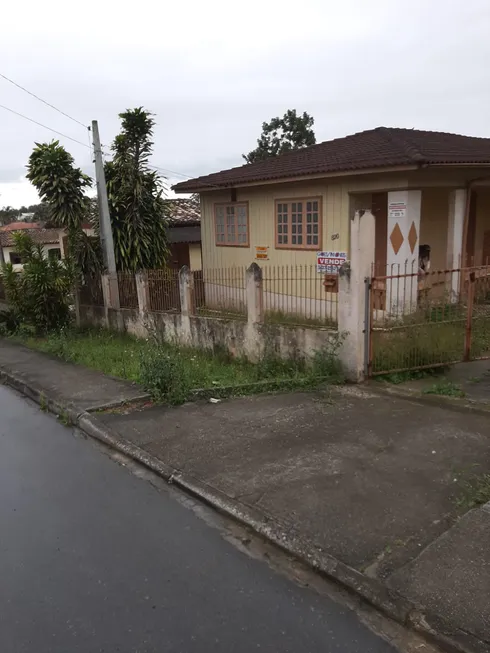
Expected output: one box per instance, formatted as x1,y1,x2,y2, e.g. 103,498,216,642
316,251,347,273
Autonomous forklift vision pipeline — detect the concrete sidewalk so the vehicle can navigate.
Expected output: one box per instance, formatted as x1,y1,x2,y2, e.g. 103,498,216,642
1,339,489,653
0,340,149,411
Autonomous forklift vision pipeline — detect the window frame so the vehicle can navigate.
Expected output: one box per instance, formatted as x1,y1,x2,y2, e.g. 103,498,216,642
9,252,23,265
48,247,62,261
214,201,250,248
274,197,323,250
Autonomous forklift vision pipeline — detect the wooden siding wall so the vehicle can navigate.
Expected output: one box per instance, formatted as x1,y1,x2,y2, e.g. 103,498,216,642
200,174,410,270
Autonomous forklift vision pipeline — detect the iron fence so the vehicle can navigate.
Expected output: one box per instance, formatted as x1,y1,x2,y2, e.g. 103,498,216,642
79,274,104,307
367,262,490,376
147,269,181,313
196,266,247,319
262,264,337,327
117,271,138,309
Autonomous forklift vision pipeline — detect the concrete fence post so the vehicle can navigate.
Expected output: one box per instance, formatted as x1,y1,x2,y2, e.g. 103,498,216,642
179,266,195,317
135,271,150,314
338,209,375,382
246,263,264,324
101,273,120,310
73,283,81,327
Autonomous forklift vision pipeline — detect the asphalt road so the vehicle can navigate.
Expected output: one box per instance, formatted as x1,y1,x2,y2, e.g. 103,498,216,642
0,385,398,653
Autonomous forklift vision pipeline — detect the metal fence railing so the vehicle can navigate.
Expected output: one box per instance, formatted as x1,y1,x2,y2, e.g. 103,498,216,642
367,262,490,376
117,271,138,309
196,266,247,319
262,264,338,327
79,274,104,307
147,269,181,313
77,263,341,329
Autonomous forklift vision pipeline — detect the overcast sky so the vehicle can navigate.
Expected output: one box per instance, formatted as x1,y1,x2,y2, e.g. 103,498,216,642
1,0,490,207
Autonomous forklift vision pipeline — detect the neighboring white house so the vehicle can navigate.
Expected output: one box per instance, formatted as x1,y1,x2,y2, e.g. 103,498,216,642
0,228,65,271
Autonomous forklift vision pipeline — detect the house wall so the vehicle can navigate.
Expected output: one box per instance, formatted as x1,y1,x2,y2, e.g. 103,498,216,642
420,188,450,270
200,173,410,272
2,243,62,271
475,189,490,265
189,243,202,270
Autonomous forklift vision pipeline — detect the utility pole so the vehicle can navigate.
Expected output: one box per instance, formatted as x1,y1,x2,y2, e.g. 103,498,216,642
91,120,116,274
91,120,119,309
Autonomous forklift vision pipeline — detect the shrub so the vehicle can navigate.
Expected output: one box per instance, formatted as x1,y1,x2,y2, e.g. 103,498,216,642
139,346,190,404
0,309,20,335
310,332,346,382
1,232,76,333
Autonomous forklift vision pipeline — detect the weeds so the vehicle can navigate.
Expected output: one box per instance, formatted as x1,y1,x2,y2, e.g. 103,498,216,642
57,409,72,427
455,473,490,510
39,392,48,412
139,347,190,405
264,309,336,329
423,380,465,398
13,327,345,405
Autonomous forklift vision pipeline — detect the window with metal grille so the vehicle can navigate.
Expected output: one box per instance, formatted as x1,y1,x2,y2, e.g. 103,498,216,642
275,198,321,249
214,203,249,247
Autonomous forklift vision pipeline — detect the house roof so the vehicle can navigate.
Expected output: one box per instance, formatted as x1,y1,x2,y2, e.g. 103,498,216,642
172,127,490,192
165,197,200,226
0,228,61,247
0,221,42,232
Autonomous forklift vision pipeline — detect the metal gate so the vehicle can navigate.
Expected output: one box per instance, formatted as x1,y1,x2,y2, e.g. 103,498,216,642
365,263,490,377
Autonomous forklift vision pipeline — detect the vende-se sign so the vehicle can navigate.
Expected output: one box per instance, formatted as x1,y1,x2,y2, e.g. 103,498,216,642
316,251,347,273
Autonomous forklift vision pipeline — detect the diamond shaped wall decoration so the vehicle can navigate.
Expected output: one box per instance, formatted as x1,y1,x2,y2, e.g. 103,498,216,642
390,222,404,255
408,221,418,254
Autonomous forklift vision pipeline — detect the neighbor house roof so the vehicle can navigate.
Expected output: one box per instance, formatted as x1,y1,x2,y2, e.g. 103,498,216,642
0,221,42,232
172,127,490,192
165,197,200,226
0,228,61,247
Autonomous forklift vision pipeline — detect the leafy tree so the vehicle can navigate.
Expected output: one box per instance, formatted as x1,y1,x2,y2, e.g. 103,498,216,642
0,206,19,225
105,107,169,271
243,109,316,164
26,141,101,273
1,231,76,332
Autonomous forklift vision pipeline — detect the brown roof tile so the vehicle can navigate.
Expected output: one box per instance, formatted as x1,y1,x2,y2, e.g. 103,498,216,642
164,196,200,226
0,222,42,232
172,127,490,192
0,228,62,247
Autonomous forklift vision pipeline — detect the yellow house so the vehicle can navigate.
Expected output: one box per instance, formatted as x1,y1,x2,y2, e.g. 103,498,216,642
173,127,490,322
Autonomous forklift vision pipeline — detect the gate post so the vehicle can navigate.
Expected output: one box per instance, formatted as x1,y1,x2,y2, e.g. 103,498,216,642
464,271,476,361
338,209,375,382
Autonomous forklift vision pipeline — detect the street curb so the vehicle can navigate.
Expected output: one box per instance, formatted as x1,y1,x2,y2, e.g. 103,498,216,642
1,367,488,653
367,383,490,418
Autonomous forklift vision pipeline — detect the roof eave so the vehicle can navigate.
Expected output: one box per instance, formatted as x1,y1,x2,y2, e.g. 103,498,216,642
172,164,421,193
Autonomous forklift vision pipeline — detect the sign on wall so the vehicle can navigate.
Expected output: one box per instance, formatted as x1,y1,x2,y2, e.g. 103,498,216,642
316,251,347,274
388,200,407,219
255,246,269,261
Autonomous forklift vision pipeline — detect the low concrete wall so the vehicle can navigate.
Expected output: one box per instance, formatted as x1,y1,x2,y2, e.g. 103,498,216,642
79,305,336,362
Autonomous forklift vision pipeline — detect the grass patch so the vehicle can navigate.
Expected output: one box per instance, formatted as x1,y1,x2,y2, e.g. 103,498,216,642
264,309,336,329
423,380,466,398
377,368,444,385
455,473,490,510
12,327,344,405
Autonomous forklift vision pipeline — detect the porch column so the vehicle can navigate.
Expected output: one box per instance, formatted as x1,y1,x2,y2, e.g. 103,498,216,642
446,189,466,300
386,190,421,315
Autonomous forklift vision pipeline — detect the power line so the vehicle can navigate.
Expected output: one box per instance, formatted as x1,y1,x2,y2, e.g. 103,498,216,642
0,72,88,129
0,103,90,149
149,164,193,179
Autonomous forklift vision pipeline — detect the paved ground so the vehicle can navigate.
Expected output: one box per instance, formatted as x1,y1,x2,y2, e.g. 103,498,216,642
374,359,490,406
0,384,401,653
0,339,147,411
99,388,490,575
2,340,490,650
